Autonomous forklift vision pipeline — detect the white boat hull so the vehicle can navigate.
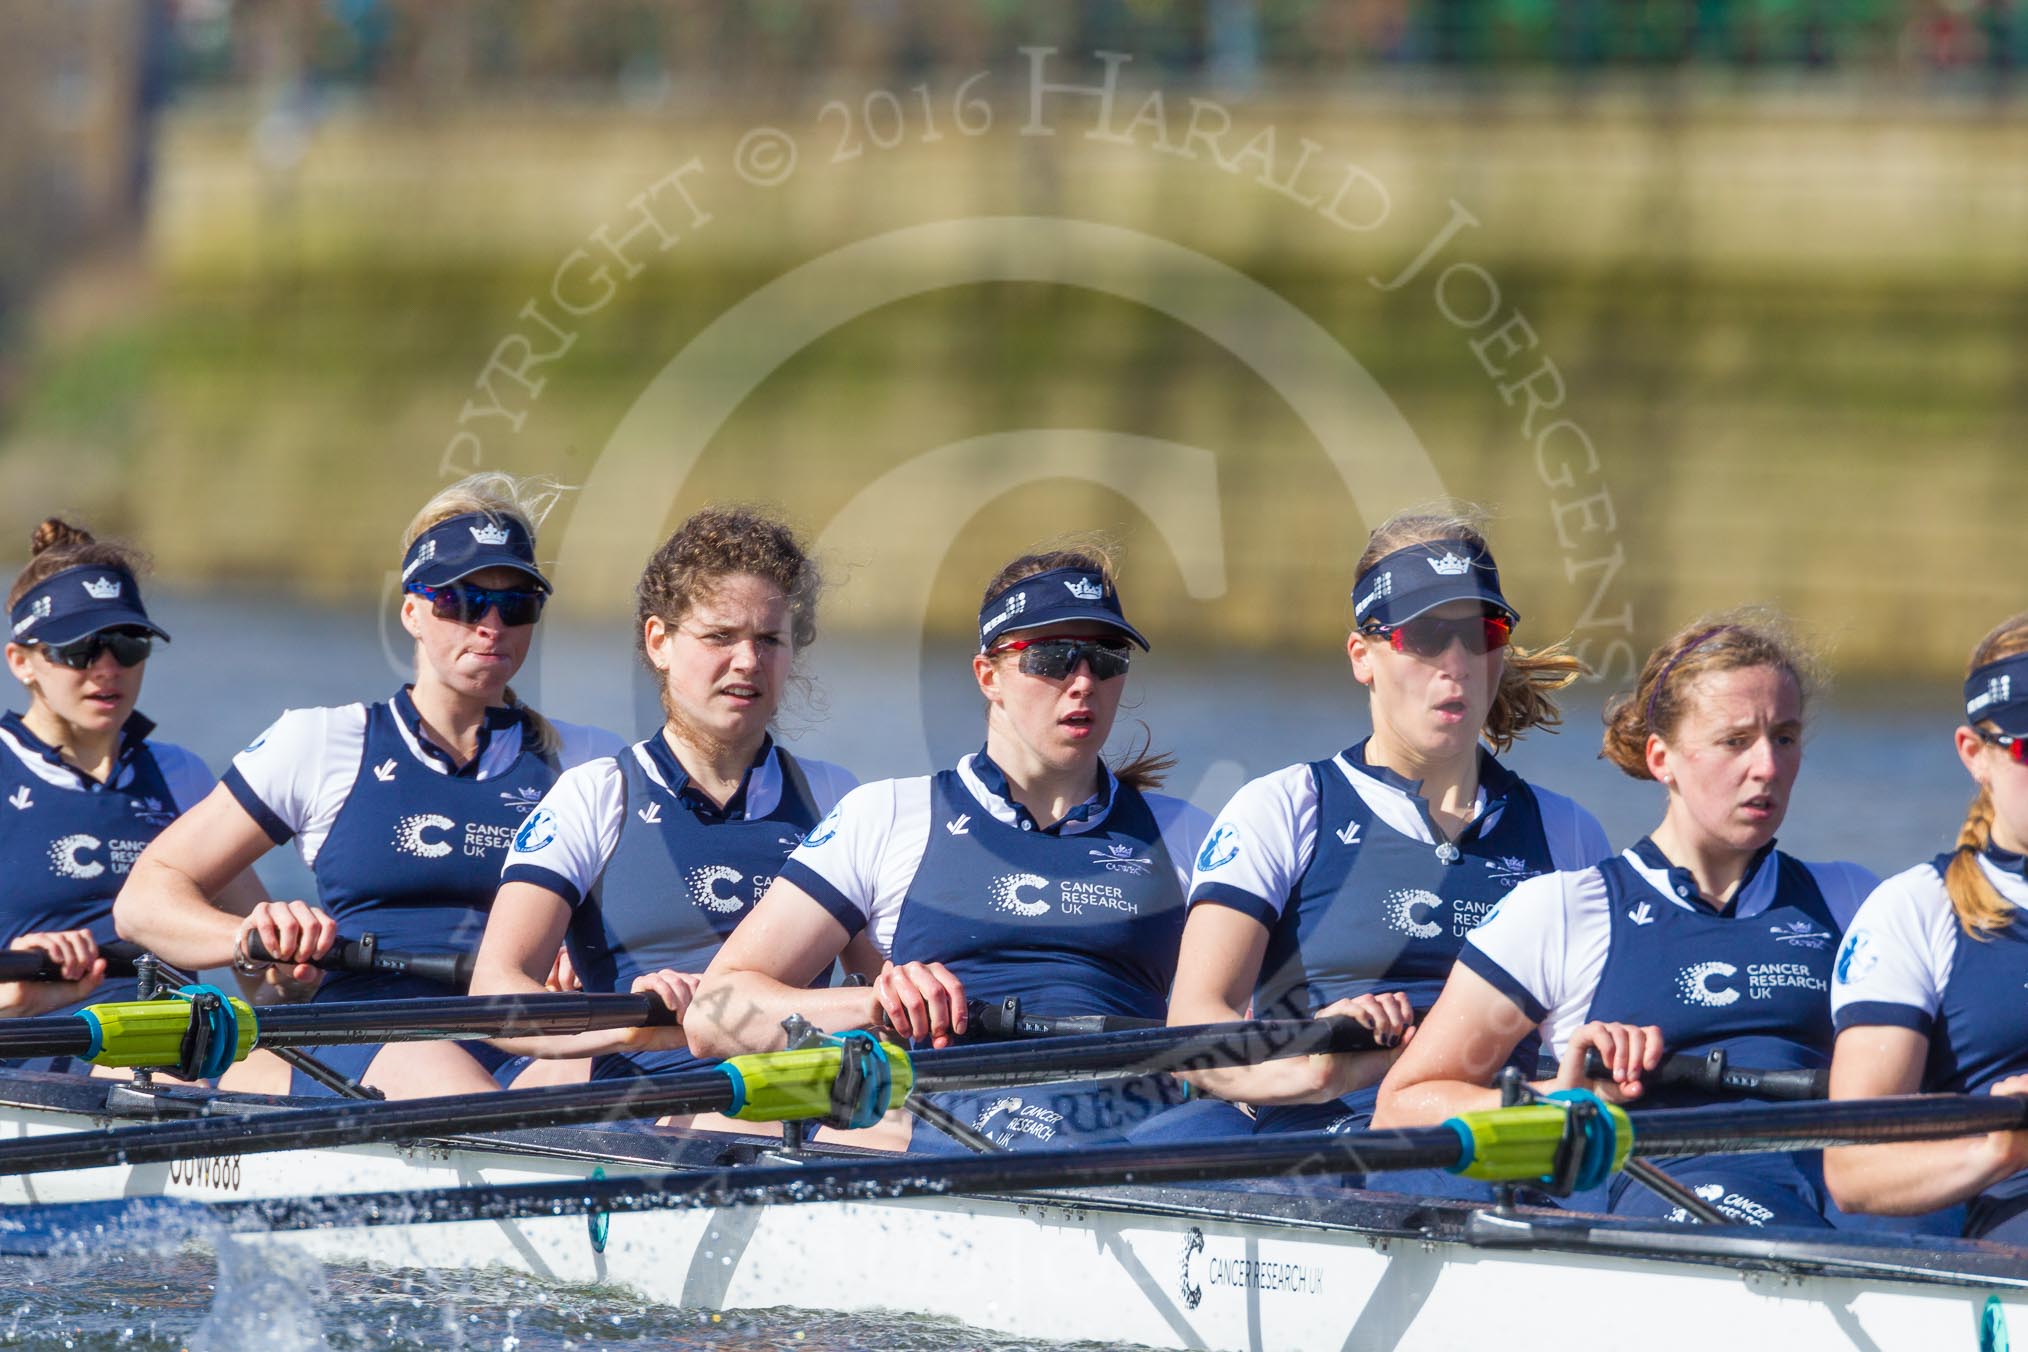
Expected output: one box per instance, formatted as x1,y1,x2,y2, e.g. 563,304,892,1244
0,1077,2021,1350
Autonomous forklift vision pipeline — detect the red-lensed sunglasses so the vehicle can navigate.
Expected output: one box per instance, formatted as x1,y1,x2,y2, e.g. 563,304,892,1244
1362,613,1513,659
986,635,1132,680
1978,729,2028,766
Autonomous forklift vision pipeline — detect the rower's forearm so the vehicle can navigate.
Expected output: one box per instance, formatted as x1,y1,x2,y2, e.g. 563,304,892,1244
489,1028,643,1059
1825,1135,2018,1216
688,972,877,1056
1370,1077,1505,1128
1181,1049,1389,1106
112,862,244,967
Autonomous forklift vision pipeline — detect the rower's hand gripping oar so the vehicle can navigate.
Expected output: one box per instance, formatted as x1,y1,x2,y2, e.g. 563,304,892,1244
241,931,476,992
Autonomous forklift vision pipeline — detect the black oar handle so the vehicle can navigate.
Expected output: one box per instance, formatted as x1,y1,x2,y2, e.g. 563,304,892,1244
1582,1048,1828,1102
0,939,149,983
963,997,1160,1039
243,931,476,992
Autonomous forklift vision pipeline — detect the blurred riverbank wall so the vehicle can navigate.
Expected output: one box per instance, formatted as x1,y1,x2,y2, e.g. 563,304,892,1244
4,67,2023,681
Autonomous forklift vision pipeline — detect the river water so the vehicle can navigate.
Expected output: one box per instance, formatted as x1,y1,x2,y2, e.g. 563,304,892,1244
1,590,1977,1347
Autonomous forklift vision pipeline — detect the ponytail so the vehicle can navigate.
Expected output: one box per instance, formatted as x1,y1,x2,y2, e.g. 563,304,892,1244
502,685,559,760
1947,610,2028,937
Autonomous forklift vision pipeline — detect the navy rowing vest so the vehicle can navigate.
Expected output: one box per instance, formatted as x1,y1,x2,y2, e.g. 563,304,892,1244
1918,853,2028,1214
0,716,179,1005
1257,747,1553,1022
569,740,821,995
311,701,558,999
1920,852,2028,1098
1588,850,1839,1107
889,771,1184,1021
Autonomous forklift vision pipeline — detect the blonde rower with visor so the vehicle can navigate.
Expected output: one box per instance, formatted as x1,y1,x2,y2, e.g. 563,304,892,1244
117,475,620,1098
1152,507,1608,1151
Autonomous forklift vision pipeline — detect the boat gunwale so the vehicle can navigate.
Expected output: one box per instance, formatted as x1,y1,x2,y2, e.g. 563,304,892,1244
1,1069,2025,1295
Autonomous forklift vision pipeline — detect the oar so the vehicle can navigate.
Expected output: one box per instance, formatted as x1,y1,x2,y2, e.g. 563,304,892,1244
0,989,673,1070
242,931,475,992
0,940,149,983
18,1090,2028,1244
963,996,1158,1039
1581,1049,1828,1102
0,1016,1383,1179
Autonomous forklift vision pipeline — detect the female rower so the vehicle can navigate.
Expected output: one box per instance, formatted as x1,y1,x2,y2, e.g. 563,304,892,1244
469,507,858,1094
1154,509,1609,1143
1375,611,1877,1228
2,520,256,1042
115,474,620,1097
1824,614,2028,1241
691,545,1209,1153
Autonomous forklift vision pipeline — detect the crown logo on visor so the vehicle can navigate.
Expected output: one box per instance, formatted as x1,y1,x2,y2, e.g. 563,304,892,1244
1426,552,1472,577
81,576,122,601
468,521,512,547
1063,577,1105,602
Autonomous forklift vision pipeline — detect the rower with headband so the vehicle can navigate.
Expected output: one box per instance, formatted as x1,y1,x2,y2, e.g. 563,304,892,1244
114,474,621,1099
694,544,1210,1154
1378,607,1878,1229
1149,505,1609,1159
0,517,246,1058
1827,616,2028,1241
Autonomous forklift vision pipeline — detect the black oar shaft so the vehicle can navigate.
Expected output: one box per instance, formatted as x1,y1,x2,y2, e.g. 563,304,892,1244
0,992,669,1067
916,1016,1383,1089
193,1093,2028,1237
1630,1094,2028,1156
251,993,673,1046
0,1068,738,1177
213,1128,1461,1233
0,1017,1379,1179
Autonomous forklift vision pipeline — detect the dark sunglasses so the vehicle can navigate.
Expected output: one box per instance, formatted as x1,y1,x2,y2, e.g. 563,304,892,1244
1978,729,2028,766
988,635,1132,681
1364,613,1514,659
404,580,546,627
38,630,153,670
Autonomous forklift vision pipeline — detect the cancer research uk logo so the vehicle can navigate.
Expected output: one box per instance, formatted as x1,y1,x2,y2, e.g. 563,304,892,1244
686,864,752,915
990,871,1140,919
1676,958,1826,1007
47,833,149,881
1383,886,1502,940
990,873,1052,918
393,813,456,860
